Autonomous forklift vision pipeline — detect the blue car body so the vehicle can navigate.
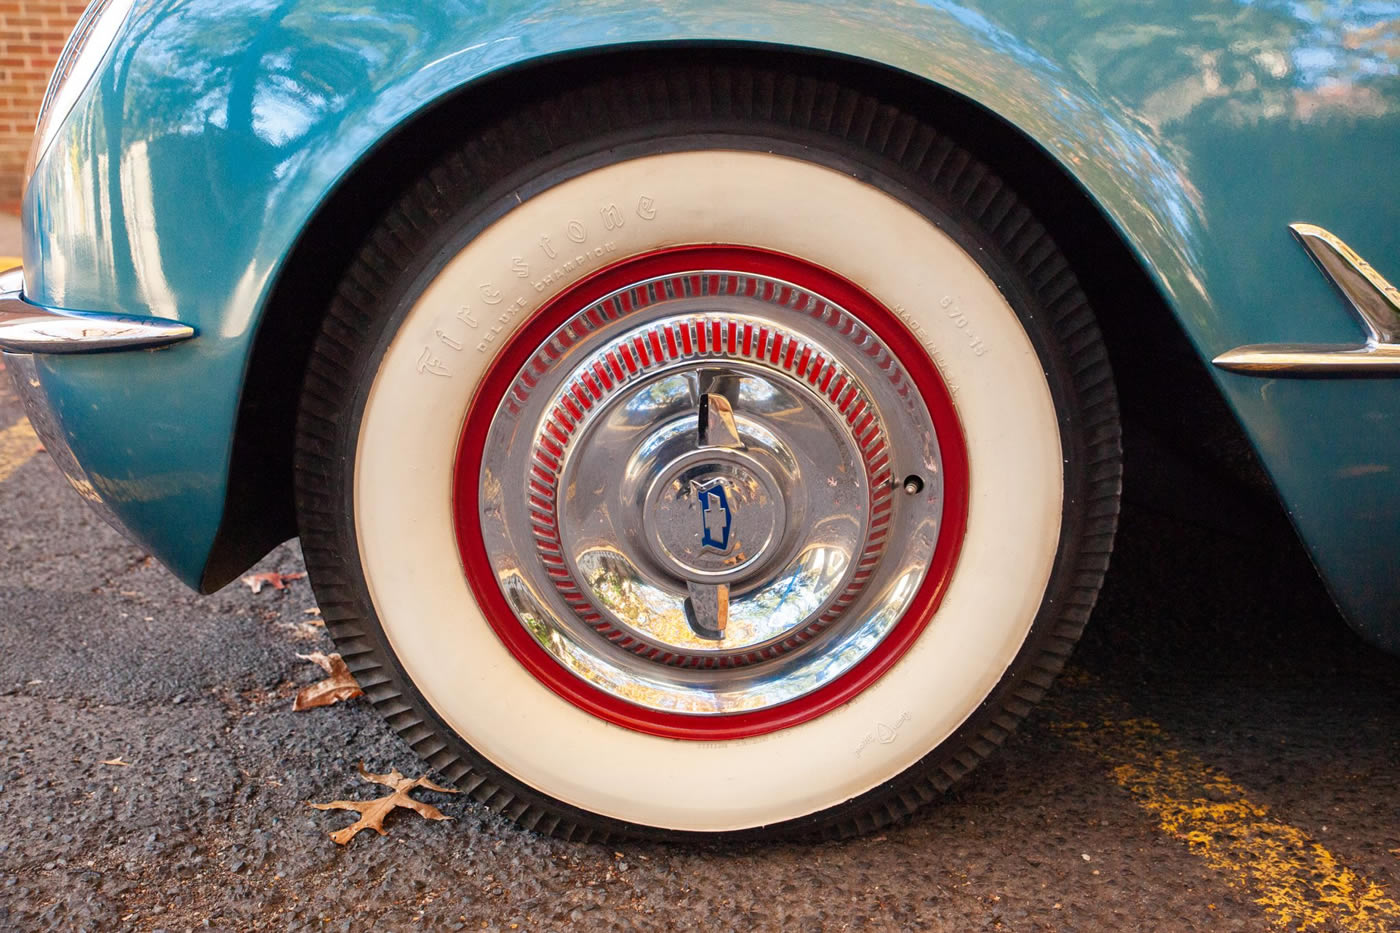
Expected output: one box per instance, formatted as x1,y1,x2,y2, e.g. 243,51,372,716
11,0,1400,649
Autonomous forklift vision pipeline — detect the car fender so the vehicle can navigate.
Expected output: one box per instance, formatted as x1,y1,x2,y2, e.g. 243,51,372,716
20,0,1400,649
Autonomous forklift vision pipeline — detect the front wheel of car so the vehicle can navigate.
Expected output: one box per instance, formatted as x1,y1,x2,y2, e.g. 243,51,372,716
294,66,1121,842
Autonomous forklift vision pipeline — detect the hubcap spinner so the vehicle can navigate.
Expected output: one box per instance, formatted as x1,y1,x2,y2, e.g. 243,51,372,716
643,447,786,584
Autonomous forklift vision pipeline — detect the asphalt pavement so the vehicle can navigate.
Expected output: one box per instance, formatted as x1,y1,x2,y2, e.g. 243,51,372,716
0,370,1397,931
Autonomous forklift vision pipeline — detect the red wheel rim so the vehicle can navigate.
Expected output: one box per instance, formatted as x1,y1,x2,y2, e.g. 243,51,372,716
454,246,969,740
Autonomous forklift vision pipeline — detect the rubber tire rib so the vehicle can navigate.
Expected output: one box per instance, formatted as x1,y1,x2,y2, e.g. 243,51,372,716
293,65,1123,843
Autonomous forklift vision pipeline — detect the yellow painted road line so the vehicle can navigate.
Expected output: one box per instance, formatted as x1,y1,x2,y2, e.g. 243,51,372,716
1057,701,1400,932
0,417,40,483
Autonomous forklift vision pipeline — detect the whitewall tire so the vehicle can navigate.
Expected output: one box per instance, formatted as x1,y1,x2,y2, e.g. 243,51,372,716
294,66,1121,842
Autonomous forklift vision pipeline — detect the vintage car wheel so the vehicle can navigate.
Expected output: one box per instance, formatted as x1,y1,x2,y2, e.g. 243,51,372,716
294,67,1121,841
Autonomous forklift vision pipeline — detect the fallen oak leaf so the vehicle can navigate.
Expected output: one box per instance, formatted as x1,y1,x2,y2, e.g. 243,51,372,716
293,652,363,711
308,763,457,845
241,571,306,594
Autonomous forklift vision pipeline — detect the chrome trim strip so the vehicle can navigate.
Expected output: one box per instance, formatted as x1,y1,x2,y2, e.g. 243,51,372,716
0,267,195,353
1213,225,1400,375
1212,343,1400,373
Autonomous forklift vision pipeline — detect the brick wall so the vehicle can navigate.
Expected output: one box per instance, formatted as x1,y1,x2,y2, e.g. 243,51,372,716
0,2,84,211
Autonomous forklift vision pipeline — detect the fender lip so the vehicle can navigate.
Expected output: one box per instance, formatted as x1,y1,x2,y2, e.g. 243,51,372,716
0,267,195,354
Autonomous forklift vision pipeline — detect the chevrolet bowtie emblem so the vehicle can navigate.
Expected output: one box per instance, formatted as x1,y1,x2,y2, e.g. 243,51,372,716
694,479,733,552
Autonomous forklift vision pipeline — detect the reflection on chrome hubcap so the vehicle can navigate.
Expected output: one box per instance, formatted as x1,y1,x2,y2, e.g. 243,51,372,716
478,268,948,715
644,447,784,583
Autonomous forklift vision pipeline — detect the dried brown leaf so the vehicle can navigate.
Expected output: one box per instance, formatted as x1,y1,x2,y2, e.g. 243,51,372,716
240,571,306,594
101,757,130,767
293,652,363,711
298,650,335,673
308,763,458,845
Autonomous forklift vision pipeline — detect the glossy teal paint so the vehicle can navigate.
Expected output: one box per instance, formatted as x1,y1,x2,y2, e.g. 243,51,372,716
19,0,1400,648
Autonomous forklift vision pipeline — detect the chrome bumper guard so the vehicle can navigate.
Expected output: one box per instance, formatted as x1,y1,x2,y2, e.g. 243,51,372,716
0,266,195,353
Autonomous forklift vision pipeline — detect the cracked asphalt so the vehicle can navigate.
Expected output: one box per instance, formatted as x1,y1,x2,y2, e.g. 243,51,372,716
1,370,1398,932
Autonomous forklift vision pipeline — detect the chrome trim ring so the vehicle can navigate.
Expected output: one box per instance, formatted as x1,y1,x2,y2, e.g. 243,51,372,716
469,254,960,721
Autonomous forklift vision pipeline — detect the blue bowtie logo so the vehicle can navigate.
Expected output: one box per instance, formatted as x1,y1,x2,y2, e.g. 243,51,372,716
696,481,732,552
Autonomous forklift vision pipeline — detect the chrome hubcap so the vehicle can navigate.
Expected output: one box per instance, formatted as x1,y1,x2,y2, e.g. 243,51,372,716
477,265,951,716
571,361,864,652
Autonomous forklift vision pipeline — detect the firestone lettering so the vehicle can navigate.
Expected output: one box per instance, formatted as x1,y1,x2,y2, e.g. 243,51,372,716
475,296,531,352
531,242,618,293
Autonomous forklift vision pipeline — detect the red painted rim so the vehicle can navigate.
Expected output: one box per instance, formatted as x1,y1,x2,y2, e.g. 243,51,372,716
453,246,969,741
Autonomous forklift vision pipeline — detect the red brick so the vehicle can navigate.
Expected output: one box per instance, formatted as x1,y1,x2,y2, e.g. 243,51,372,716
0,0,79,200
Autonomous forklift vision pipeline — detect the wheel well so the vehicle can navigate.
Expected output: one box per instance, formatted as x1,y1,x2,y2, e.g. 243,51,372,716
199,43,1277,592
